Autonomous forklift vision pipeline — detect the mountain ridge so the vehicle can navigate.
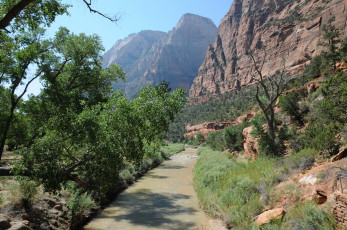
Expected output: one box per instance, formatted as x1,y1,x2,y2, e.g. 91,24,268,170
189,0,347,100
102,13,218,98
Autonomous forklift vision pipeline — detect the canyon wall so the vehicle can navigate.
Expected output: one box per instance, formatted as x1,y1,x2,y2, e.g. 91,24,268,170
189,0,347,100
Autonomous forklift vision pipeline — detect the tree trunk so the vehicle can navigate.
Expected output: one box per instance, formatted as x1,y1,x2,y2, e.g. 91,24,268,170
0,167,13,176
0,112,14,164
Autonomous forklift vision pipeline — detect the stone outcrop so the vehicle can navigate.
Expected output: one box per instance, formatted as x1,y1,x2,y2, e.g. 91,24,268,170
307,80,321,94
256,208,285,226
331,146,347,162
334,191,347,227
242,126,259,159
184,122,234,139
103,14,217,98
189,0,347,100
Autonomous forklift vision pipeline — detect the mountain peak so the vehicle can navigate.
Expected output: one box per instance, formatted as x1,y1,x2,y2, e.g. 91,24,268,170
176,13,216,29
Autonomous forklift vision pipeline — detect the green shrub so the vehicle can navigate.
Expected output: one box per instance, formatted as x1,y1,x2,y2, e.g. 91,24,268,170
279,92,303,124
193,147,277,228
160,143,185,158
321,72,347,123
223,125,245,151
281,201,335,230
205,132,224,151
69,192,95,217
8,179,39,206
302,121,339,154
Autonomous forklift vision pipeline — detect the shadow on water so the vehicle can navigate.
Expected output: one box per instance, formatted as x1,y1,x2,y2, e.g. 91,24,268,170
99,189,197,229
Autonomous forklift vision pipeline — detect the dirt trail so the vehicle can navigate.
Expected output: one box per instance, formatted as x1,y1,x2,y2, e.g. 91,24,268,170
84,147,225,230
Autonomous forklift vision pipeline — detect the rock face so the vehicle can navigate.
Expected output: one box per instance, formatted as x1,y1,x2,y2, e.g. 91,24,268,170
189,0,347,99
184,122,234,140
103,14,217,98
243,126,259,159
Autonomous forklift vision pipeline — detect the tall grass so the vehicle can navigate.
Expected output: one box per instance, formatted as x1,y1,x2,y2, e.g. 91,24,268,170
193,147,278,228
160,143,185,158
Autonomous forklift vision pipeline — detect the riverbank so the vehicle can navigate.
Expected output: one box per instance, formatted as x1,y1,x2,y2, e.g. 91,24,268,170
193,147,341,229
0,143,185,230
85,146,225,230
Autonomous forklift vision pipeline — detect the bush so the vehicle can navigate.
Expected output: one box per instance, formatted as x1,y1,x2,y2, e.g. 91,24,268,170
281,201,335,230
160,143,185,158
205,132,225,151
8,179,39,206
301,121,339,154
321,72,347,123
223,124,245,151
69,192,95,218
279,92,303,124
193,147,277,228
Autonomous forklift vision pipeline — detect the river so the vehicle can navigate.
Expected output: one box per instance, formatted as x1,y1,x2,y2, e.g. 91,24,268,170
84,146,225,230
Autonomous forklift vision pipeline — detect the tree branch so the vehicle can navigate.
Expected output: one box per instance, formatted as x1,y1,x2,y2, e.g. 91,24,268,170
82,0,119,22
0,0,36,31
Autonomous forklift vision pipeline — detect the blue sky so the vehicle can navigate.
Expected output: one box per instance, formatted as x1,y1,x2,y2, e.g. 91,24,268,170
24,0,233,98
48,0,232,51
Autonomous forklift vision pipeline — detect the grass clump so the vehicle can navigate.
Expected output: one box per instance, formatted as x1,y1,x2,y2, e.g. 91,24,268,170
193,147,277,228
160,143,185,158
7,178,39,207
281,201,335,230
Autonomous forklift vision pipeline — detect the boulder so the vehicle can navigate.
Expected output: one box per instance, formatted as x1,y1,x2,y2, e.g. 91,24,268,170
299,174,317,185
0,214,11,229
9,223,31,230
331,146,347,162
256,208,285,226
242,126,259,159
307,81,320,94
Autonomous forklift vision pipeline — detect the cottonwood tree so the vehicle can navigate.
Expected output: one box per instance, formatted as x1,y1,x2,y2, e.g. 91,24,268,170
247,47,289,156
0,0,118,161
0,0,118,32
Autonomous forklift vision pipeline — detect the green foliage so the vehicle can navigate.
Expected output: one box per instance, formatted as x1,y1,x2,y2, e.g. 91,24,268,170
319,17,341,71
279,92,303,123
301,120,339,154
194,147,277,228
187,132,204,146
68,192,95,218
8,178,39,206
321,72,347,123
281,201,335,230
166,86,257,142
205,132,224,151
205,123,249,151
223,124,246,151
160,143,185,158
302,55,324,80
14,81,186,197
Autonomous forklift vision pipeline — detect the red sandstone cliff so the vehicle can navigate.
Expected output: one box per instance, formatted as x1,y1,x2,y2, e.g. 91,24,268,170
189,0,347,100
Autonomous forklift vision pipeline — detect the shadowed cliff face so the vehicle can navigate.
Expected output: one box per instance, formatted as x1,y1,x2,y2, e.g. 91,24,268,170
189,0,347,100
102,14,218,98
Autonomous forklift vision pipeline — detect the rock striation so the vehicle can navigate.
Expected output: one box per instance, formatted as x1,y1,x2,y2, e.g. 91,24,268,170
189,0,347,99
102,14,217,98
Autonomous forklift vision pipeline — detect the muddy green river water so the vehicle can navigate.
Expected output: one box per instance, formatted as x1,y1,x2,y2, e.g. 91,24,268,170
84,147,225,230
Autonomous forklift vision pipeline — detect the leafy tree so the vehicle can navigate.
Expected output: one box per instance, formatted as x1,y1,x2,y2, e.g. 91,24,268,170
0,0,68,160
301,120,339,154
0,0,117,32
319,17,341,72
321,71,347,123
15,82,186,196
